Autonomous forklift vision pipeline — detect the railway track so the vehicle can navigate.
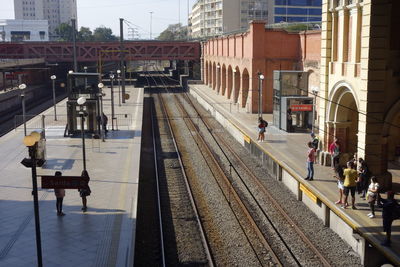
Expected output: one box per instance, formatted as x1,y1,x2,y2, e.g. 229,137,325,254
143,71,213,266
149,67,336,266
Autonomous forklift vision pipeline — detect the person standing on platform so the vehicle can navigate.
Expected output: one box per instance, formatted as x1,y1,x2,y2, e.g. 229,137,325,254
305,141,316,181
358,158,370,199
310,133,320,164
381,191,399,246
257,117,268,142
333,165,345,205
79,170,91,212
287,108,293,132
102,113,109,133
366,176,379,218
54,171,65,216
342,161,358,210
329,138,340,168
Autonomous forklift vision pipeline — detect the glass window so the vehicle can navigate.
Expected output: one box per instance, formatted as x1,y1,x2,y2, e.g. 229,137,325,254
275,7,321,15
275,0,322,6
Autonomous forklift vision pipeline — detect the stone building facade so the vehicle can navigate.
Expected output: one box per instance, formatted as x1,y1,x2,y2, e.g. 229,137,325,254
319,0,400,187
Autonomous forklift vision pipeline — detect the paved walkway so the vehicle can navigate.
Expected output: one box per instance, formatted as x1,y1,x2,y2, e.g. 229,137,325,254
189,84,400,263
0,86,143,266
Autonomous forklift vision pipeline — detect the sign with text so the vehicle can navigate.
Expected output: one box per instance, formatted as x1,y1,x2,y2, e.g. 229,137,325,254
290,104,313,112
41,175,89,189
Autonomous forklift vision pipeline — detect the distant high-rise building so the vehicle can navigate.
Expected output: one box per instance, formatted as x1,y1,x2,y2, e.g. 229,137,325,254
273,0,322,23
14,0,77,39
189,0,321,39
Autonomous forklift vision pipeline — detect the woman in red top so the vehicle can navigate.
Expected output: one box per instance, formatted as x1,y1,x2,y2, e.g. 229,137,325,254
305,141,316,181
329,138,340,168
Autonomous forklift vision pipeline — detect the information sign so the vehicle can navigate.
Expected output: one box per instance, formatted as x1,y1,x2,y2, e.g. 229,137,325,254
41,175,89,189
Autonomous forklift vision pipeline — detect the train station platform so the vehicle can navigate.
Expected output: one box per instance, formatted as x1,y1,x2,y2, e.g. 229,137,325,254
0,86,143,266
188,83,400,266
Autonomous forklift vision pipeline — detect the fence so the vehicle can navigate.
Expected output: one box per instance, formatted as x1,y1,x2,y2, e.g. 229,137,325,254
14,113,133,135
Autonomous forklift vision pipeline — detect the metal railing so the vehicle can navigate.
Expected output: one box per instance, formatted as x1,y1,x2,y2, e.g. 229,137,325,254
14,113,133,133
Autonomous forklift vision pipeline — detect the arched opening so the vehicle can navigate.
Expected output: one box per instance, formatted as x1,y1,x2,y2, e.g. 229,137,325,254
212,62,216,90
205,61,209,84
208,62,212,87
221,64,227,96
328,85,359,158
233,67,240,103
382,101,400,185
227,65,233,99
216,63,221,93
241,68,250,108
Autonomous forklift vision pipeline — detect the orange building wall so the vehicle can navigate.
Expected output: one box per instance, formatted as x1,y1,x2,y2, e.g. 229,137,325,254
203,21,321,113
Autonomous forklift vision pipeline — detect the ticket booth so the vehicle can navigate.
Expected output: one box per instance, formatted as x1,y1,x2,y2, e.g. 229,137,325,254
273,70,314,133
66,72,101,135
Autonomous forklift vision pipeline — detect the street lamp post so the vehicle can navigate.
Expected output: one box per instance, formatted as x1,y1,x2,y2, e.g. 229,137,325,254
258,73,265,119
110,74,115,131
311,87,319,132
77,97,87,171
22,132,43,267
117,70,121,107
150,11,154,40
83,66,88,88
51,75,57,121
98,83,105,142
19,83,27,136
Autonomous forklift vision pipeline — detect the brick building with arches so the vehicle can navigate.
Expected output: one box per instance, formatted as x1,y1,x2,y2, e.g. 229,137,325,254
201,0,400,188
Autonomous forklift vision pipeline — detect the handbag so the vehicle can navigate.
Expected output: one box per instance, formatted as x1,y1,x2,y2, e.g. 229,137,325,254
367,194,376,203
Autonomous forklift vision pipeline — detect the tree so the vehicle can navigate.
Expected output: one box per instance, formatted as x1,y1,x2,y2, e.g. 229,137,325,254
54,23,74,41
157,23,188,41
92,26,118,42
77,27,93,42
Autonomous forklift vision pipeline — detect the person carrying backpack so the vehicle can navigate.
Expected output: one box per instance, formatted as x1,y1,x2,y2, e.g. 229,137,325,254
257,117,268,142
310,133,320,164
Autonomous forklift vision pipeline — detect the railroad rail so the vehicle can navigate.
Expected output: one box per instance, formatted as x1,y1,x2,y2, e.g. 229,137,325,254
146,71,214,266
152,67,333,266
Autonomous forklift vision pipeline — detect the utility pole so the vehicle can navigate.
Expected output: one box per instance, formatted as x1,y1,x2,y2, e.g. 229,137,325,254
71,19,78,72
150,12,153,40
119,18,126,103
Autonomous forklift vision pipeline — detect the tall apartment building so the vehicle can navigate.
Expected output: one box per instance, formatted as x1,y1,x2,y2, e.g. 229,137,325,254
190,0,268,38
189,0,322,39
14,0,77,39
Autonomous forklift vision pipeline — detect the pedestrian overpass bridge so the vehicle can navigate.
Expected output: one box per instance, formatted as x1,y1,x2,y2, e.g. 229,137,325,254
0,41,201,63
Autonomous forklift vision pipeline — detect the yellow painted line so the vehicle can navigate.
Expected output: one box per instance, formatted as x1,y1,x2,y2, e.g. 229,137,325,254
243,134,251,144
300,184,318,203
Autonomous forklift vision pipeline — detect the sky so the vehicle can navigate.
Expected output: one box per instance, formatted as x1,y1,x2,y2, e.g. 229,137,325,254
0,0,197,39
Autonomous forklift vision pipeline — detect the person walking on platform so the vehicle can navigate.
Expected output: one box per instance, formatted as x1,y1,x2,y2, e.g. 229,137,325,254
358,158,370,199
366,176,379,218
329,138,340,168
310,133,320,164
305,141,316,181
333,165,345,205
54,171,66,216
257,117,268,142
342,161,358,210
381,191,399,246
79,170,91,212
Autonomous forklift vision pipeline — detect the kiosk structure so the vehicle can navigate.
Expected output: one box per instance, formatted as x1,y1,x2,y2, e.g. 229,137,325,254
273,70,314,133
66,72,102,136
